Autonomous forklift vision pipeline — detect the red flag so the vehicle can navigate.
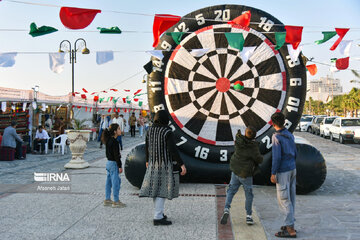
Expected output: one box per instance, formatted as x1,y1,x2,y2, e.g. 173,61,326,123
90,107,92,112
77,106,82,109
330,28,350,51
81,94,87,99
59,7,101,30
73,92,80,95
122,98,126,103
306,64,317,76
152,14,181,47
109,97,113,102
85,107,88,112
124,109,127,113
117,108,120,113
72,93,76,97
124,89,130,92
82,88,88,93
228,11,251,27
133,89,142,95
93,96,99,102
108,108,111,113
72,105,75,108
110,88,118,92
91,92,97,95
285,25,303,50
101,90,107,93
133,98,139,102
113,108,117,113
336,57,350,70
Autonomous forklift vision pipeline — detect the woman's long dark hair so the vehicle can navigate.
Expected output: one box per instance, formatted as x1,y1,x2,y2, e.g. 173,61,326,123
153,110,169,125
101,123,119,144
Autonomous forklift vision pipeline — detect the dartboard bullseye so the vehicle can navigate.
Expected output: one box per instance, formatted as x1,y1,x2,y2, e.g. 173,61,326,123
147,4,306,162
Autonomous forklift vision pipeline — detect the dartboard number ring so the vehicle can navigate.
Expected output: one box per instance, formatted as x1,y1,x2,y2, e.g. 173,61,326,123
148,5,306,163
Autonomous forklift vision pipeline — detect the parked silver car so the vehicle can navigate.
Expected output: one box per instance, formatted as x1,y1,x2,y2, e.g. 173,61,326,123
309,116,326,135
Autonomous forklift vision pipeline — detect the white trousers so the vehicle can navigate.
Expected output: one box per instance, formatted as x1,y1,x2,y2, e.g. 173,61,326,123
153,197,165,220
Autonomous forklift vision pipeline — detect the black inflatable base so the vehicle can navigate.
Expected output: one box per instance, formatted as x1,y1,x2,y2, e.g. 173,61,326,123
125,143,326,194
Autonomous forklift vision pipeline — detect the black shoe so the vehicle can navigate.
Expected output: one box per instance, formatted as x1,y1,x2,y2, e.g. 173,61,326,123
246,215,254,225
220,209,229,225
153,217,172,226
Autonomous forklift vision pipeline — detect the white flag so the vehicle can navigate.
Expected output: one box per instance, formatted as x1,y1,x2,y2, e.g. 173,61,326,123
338,40,352,56
96,51,114,65
330,63,339,73
11,105,15,111
146,50,164,60
0,52,17,67
287,44,302,62
240,47,256,64
49,53,65,73
42,103,46,110
190,48,209,57
23,102,27,111
1,102,6,112
32,102,37,110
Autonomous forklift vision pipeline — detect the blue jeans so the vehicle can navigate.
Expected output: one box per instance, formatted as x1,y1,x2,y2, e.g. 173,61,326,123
139,126,144,137
116,135,123,150
224,172,253,216
276,169,296,227
98,128,103,142
105,161,121,202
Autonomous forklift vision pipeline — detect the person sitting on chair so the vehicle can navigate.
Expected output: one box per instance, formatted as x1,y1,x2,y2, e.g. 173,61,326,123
33,126,49,154
1,121,24,159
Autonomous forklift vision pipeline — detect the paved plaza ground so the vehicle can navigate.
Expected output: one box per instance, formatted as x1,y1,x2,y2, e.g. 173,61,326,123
0,132,359,239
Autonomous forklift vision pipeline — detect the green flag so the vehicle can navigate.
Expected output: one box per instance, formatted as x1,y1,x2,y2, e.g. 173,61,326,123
225,33,244,51
139,101,143,107
315,31,337,45
166,32,184,44
127,100,131,104
275,32,286,50
113,97,119,104
97,27,122,34
29,22,58,37
330,58,337,63
99,97,104,103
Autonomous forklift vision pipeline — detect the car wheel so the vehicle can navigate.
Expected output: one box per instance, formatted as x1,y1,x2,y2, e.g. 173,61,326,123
330,133,334,141
320,132,323,137
308,127,312,133
339,135,345,144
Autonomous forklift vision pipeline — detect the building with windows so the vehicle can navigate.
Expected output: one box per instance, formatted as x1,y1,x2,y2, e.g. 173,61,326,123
306,76,343,102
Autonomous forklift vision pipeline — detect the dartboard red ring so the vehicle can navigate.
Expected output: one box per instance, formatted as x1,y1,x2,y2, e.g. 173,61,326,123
147,4,306,162
164,24,287,146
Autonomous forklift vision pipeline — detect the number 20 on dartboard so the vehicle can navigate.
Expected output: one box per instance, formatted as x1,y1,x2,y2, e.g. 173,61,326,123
194,146,228,161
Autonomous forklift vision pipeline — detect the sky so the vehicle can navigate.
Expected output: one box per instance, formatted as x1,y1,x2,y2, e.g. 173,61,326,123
0,0,359,105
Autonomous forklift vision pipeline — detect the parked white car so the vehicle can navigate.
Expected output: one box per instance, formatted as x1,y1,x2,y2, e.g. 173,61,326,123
354,129,360,144
298,116,313,132
329,117,360,144
319,116,337,138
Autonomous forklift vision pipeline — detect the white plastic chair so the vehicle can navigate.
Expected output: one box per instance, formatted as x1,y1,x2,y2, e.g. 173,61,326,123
52,134,68,155
37,138,49,154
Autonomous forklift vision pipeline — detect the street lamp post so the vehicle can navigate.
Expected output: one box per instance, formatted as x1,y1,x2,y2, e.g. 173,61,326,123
58,38,90,120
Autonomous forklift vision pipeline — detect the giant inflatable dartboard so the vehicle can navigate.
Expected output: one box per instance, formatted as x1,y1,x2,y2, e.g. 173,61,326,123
148,5,306,163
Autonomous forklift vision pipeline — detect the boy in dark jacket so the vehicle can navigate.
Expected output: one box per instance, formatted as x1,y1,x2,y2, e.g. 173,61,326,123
221,126,263,225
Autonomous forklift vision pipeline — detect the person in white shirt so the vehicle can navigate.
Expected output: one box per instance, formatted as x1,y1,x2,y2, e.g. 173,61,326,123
111,113,124,150
33,126,49,154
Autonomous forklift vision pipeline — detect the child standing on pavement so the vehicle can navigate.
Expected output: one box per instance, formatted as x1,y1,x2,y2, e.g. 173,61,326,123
101,123,126,208
221,126,263,225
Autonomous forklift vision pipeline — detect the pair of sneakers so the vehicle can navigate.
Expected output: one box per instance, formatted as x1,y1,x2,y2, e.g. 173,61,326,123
220,208,254,225
103,199,126,208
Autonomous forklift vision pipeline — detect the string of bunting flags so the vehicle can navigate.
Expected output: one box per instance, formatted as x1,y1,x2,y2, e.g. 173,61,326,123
0,1,359,75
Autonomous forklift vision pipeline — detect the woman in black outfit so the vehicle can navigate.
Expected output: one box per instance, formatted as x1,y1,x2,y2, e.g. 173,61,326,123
101,123,126,208
140,110,187,225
